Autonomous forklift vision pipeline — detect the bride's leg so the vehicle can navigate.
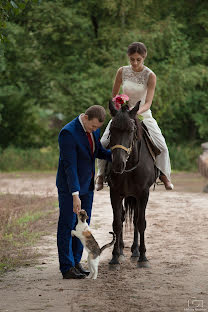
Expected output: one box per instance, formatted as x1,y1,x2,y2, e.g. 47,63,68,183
143,118,173,190
96,120,112,191
96,161,105,191
155,141,174,190
159,172,174,190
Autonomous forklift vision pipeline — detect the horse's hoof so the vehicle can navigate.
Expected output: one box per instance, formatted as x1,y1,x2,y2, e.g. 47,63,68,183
137,257,150,268
131,256,138,262
109,257,120,265
119,255,125,262
137,261,150,268
108,264,120,271
138,255,148,262
131,249,140,258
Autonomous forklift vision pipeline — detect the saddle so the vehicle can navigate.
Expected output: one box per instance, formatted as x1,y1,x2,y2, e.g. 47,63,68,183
141,122,161,162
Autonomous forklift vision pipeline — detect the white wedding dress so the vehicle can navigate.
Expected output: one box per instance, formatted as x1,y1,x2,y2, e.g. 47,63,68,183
97,65,171,181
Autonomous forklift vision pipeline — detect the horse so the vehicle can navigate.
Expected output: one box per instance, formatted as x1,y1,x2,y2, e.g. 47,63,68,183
107,100,157,267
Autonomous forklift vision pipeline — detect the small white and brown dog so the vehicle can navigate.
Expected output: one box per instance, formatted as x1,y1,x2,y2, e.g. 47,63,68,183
71,209,115,279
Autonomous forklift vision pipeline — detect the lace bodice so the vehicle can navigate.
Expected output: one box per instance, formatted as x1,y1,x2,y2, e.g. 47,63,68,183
122,65,153,118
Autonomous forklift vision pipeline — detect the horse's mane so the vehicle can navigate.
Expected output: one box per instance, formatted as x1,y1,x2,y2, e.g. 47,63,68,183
111,110,143,140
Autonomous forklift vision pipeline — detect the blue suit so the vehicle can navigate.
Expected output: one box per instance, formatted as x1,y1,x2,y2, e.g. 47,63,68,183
56,116,111,274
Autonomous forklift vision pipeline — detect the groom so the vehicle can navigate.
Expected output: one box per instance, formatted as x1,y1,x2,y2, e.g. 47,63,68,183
56,105,111,279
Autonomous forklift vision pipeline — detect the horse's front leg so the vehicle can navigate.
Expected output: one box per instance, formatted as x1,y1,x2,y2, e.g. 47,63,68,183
137,190,149,267
118,206,125,260
109,191,123,265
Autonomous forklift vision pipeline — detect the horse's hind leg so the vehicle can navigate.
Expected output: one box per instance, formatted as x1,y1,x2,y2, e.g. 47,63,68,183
137,190,149,265
131,229,139,258
131,208,139,258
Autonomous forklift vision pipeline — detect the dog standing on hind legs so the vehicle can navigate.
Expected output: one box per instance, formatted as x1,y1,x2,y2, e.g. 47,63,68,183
71,210,115,279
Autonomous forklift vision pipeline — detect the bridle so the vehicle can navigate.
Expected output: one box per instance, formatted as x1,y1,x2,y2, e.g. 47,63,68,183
110,122,142,173
111,144,132,155
123,140,142,173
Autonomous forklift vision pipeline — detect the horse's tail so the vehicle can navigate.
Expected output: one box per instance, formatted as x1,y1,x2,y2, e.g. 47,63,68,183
100,232,116,254
124,196,137,224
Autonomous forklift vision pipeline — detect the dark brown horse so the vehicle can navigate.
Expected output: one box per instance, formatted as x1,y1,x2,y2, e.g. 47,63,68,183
107,100,157,267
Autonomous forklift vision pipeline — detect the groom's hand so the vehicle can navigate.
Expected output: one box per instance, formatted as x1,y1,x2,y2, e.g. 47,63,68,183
73,194,81,214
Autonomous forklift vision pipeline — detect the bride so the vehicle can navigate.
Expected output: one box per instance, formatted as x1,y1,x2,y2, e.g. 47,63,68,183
96,41,174,191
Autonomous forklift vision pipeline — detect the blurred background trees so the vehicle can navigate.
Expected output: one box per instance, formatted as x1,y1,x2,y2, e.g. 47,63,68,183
0,0,207,170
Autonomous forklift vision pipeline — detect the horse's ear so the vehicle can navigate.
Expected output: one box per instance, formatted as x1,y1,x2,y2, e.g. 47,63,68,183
129,101,141,119
109,99,118,117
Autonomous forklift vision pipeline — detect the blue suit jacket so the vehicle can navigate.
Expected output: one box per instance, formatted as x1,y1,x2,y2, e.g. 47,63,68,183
56,116,111,195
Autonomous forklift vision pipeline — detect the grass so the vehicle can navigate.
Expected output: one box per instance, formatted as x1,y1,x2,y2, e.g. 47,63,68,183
0,146,59,172
0,143,203,172
169,143,202,171
0,193,58,274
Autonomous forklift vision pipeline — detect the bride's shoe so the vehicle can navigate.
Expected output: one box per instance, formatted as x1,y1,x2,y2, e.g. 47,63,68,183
159,175,174,190
95,176,104,191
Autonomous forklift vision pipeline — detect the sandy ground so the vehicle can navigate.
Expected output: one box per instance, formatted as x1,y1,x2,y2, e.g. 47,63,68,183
0,172,208,312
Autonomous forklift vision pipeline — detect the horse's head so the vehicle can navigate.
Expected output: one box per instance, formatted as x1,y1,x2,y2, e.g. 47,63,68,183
109,100,141,174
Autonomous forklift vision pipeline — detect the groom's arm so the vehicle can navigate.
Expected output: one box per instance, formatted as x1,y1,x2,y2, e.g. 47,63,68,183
97,141,112,161
95,129,111,161
58,130,80,193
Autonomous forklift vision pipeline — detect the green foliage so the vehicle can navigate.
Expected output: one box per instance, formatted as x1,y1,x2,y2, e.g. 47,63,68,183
0,146,58,171
0,0,207,170
0,144,201,172
169,143,201,171
0,0,39,43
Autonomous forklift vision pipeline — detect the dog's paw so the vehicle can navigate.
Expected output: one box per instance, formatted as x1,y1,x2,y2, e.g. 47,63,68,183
86,275,92,279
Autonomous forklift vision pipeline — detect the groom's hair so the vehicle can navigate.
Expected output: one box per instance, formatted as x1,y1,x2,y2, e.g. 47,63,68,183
85,105,106,123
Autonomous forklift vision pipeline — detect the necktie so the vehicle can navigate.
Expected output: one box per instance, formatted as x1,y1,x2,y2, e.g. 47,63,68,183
86,132,93,155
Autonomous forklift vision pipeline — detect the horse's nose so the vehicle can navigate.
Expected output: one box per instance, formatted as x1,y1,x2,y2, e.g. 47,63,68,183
112,160,125,174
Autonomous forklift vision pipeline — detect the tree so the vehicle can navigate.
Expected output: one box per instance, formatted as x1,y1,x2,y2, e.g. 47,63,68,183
0,0,207,149
0,0,39,43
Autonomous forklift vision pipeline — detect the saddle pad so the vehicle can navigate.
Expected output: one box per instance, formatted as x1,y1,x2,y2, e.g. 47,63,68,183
142,122,161,161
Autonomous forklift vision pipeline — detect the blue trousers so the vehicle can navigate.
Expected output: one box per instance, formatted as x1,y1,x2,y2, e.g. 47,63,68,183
57,190,94,274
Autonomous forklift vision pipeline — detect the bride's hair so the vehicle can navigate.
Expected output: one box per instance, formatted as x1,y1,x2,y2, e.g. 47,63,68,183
127,42,147,57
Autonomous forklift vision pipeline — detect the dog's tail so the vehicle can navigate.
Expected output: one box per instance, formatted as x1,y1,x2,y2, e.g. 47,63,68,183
100,232,115,254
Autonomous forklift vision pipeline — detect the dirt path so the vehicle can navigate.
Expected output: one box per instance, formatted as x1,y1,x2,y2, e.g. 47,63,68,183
0,172,208,312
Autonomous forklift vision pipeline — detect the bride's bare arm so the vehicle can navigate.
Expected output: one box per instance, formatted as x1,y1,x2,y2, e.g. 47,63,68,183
137,72,156,115
112,67,123,97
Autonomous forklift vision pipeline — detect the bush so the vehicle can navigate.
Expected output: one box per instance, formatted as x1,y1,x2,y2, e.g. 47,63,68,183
0,146,59,172
169,143,201,172
0,144,202,172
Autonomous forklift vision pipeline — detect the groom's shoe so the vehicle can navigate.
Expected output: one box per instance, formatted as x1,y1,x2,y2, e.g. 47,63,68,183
75,263,90,276
62,267,86,279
